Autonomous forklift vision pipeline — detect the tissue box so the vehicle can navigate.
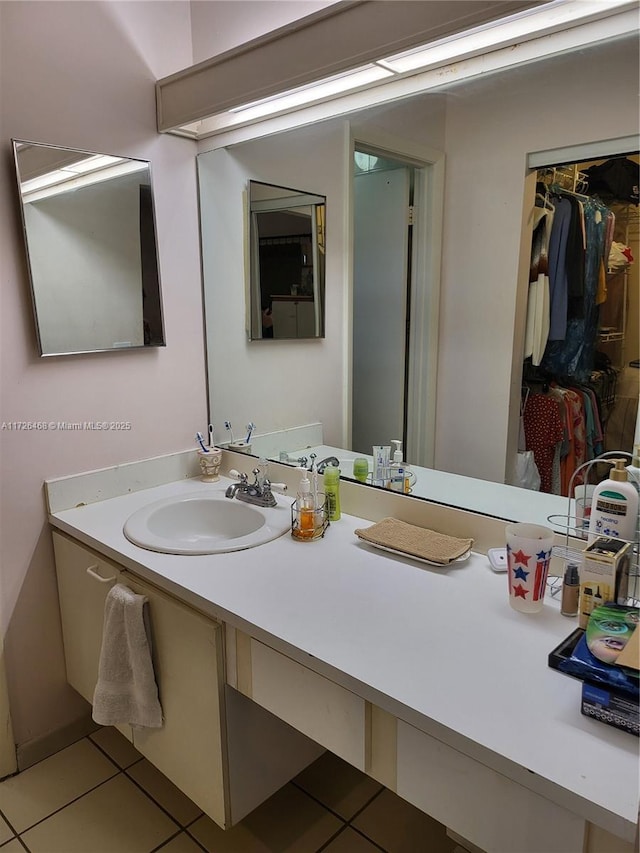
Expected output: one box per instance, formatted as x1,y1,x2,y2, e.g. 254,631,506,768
580,682,639,735
549,605,640,736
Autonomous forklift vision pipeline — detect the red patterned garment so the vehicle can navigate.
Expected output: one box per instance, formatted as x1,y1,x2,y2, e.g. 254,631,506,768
523,393,565,493
563,389,587,491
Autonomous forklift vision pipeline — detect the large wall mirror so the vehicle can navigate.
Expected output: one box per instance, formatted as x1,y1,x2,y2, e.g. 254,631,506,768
198,29,639,529
12,140,166,356
248,181,326,340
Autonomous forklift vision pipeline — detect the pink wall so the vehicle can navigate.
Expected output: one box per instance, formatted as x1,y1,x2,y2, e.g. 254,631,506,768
0,1,206,749
190,1,337,63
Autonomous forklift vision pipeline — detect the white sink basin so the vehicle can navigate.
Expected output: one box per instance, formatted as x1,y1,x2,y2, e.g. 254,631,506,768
123,491,290,555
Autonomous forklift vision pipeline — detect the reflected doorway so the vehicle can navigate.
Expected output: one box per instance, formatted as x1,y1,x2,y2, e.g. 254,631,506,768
351,148,438,467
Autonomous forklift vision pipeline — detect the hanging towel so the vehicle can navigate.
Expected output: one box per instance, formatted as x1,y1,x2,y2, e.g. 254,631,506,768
92,583,163,729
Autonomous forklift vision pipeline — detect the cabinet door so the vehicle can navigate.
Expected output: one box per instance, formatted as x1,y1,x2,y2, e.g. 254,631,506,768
121,572,227,828
296,301,316,337
271,301,297,338
53,532,121,706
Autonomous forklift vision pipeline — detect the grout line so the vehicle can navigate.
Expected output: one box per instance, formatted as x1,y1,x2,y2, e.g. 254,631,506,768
87,731,145,772
0,810,20,842
148,828,185,853
348,824,389,852
121,766,186,831
289,780,351,825
182,826,210,852
290,780,388,852
0,830,31,852
7,774,120,837
314,824,350,852
345,786,385,824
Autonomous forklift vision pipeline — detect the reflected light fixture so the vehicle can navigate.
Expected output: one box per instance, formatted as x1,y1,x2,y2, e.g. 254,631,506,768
377,0,632,73
21,158,148,204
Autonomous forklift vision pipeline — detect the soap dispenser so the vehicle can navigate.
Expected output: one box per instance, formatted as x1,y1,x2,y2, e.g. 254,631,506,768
389,440,406,492
292,467,316,540
587,458,639,544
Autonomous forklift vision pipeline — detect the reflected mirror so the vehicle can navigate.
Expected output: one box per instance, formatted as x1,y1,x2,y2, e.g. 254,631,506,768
199,29,639,529
248,181,326,339
12,140,165,356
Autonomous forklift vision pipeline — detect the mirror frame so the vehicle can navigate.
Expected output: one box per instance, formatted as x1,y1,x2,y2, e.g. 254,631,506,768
12,139,166,357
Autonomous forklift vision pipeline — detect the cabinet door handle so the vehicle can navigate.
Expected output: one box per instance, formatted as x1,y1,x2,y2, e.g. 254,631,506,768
86,565,117,584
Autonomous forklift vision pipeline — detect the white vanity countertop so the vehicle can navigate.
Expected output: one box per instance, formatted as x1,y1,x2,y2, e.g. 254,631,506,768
49,476,639,841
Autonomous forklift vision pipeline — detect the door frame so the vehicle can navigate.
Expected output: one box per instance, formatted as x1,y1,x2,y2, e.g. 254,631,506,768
346,124,445,467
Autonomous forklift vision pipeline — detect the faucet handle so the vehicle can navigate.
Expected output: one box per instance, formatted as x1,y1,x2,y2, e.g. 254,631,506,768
229,469,247,482
267,482,288,495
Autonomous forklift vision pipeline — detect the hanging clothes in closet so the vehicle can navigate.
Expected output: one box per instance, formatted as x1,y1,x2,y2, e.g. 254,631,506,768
524,200,553,365
541,192,613,381
522,377,606,495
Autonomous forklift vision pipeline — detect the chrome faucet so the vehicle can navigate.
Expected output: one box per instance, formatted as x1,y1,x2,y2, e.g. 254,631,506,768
225,467,287,508
316,456,340,474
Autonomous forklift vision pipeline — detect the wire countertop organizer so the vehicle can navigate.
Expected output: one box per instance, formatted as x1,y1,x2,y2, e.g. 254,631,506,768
546,451,640,606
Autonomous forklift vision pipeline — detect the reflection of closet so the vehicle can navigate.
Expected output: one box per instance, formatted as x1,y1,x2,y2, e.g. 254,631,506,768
521,155,639,495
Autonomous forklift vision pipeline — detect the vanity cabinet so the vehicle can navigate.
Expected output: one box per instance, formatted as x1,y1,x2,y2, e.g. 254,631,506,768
53,533,123,708
235,635,368,771
271,297,315,338
119,570,227,826
52,531,322,829
53,531,226,822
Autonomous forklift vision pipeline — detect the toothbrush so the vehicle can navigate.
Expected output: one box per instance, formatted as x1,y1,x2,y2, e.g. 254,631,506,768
224,421,235,443
208,423,215,448
196,432,209,453
245,422,255,444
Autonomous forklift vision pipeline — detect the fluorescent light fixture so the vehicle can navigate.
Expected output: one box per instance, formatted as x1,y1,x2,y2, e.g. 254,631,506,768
166,0,637,141
230,64,393,121
379,0,634,73
62,154,123,175
21,160,148,204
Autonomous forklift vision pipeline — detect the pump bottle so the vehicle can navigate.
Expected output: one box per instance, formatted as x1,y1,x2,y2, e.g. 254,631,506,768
293,467,316,540
626,445,640,493
587,459,639,544
389,440,406,492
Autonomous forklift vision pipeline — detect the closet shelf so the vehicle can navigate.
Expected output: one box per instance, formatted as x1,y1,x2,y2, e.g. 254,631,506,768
598,330,624,343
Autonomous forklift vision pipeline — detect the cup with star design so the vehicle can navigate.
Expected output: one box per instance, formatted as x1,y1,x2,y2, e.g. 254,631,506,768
505,523,555,613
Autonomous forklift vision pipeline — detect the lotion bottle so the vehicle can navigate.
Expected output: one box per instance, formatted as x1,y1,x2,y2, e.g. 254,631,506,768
389,440,406,492
587,459,639,544
626,444,640,493
323,464,341,521
626,445,640,543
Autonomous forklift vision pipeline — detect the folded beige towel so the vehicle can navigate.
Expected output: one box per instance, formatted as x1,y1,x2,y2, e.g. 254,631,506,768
354,517,473,565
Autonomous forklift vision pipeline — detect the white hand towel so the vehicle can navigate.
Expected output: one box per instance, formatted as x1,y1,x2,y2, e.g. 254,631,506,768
92,583,163,729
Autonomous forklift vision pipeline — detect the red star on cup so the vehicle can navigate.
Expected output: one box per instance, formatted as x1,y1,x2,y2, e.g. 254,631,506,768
512,549,530,566
513,584,528,598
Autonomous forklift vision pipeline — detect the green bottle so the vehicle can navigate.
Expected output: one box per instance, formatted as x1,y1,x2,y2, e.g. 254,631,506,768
323,465,341,521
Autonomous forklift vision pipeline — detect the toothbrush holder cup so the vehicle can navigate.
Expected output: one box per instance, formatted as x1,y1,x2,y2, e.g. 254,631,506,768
198,447,223,482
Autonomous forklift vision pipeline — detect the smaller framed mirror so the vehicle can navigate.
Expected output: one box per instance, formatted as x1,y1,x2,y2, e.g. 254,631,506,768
248,180,326,340
12,140,166,356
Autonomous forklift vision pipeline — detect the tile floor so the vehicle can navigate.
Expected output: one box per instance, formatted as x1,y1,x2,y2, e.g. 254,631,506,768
0,728,462,852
